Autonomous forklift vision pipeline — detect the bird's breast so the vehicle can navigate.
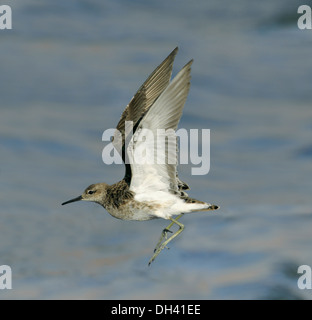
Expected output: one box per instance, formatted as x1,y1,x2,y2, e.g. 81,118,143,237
104,199,159,221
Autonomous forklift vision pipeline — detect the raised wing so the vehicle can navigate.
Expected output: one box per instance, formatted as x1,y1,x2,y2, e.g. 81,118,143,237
112,47,179,161
127,60,193,195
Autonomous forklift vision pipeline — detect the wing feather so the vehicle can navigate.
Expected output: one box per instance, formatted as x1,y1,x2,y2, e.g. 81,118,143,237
112,47,179,159
128,60,193,195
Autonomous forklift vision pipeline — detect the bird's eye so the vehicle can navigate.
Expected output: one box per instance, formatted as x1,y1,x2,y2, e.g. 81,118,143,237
87,190,95,195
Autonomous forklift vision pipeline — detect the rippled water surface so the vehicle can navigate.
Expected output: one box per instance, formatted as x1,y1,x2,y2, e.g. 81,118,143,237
1,0,312,299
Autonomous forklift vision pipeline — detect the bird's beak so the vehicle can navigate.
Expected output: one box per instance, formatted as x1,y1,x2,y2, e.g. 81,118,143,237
62,195,83,205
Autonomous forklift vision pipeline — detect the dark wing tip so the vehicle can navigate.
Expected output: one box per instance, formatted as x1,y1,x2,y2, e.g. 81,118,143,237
183,59,194,69
170,46,179,57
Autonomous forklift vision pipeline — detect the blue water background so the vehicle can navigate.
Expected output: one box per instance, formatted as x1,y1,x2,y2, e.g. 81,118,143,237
0,0,312,299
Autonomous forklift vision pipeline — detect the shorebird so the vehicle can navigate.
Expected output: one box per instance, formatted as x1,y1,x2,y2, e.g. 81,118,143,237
62,47,219,265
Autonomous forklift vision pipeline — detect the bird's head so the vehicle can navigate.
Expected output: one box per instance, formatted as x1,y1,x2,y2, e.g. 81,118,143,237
61,183,108,206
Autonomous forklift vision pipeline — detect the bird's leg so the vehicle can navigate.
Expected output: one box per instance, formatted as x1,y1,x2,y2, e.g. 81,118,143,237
153,223,174,253
153,213,184,253
148,214,184,266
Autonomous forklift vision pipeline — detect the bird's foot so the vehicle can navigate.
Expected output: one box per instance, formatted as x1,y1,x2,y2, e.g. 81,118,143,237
153,228,173,253
148,242,169,266
148,215,185,266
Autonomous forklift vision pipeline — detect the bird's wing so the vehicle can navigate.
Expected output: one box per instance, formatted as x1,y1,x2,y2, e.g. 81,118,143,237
112,47,178,161
127,60,193,195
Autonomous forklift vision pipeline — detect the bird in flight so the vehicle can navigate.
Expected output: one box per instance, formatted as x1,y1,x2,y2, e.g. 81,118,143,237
62,47,219,265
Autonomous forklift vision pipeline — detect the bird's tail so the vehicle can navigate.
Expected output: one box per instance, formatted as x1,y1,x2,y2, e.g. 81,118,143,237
183,196,219,212
191,203,219,212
